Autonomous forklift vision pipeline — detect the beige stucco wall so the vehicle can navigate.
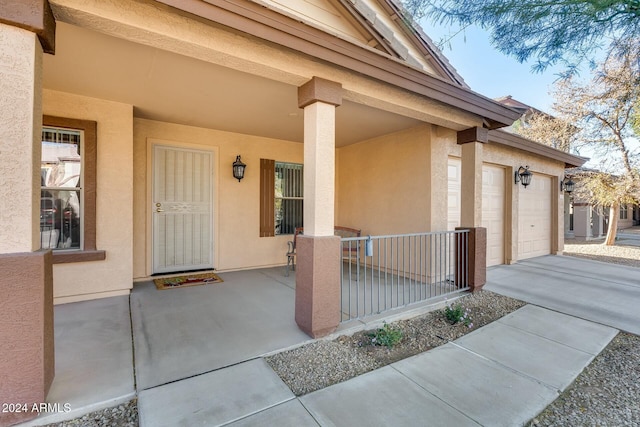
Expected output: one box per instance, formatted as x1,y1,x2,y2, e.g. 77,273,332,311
336,125,436,235
133,118,304,278
337,126,567,265
43,89,134,304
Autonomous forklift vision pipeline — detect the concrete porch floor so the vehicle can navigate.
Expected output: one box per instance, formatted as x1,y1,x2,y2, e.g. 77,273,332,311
20,267,312,425
20,265,458,426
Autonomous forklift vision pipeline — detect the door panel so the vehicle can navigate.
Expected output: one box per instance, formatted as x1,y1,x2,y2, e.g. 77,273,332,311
482,164,505,266
518,174,551,259
153,145,213,274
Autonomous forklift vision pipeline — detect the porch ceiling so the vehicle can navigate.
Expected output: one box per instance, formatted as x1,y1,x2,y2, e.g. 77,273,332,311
43,22,421,147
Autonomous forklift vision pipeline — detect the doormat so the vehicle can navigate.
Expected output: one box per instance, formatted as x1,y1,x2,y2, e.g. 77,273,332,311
154,272,223,290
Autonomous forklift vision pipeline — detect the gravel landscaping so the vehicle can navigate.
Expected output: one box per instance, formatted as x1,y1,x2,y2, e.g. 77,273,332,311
529,333,640,426
42,399,137,427
266,290,526,396
564,237,640,268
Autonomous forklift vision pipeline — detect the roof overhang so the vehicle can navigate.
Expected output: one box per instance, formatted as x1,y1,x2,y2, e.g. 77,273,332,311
488,129,588,168
155,0,522,129
375,0,468,88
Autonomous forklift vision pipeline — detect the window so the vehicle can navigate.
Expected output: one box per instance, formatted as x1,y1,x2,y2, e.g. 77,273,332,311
620,204,628,220
41,127,82,250
275,162,303,235
41,116,104,263
260,159,303,236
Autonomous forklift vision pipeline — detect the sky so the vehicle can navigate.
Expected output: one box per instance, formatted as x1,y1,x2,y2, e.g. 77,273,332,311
421,23,565,113
420,22,611,169
417,21,639,172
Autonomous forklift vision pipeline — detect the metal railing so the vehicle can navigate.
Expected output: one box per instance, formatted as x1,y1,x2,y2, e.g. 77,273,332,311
340,230,470,322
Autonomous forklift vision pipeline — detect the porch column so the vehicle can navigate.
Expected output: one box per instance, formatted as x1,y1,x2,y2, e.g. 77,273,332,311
458,127,487,227
455,128,486,291
295,77,341,338
0,3,56,425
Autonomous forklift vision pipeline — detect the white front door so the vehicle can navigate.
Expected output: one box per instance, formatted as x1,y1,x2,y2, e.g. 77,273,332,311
152,145,214,274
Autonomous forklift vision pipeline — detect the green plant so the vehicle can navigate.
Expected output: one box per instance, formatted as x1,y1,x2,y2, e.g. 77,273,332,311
367,322,403,348
444,304,473,328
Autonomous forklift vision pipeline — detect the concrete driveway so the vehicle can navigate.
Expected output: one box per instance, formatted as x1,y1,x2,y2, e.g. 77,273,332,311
485,255,640,335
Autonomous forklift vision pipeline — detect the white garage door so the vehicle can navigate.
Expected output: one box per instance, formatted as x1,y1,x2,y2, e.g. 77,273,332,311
518,174,552,259
447,158,461,230
482,164,505,266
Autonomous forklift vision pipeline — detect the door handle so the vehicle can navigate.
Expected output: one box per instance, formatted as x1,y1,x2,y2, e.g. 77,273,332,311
156,208,165,213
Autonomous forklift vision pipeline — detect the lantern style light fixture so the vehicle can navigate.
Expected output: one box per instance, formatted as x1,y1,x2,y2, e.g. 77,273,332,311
561,176,575,193
514,166,533,188
232,155,246,182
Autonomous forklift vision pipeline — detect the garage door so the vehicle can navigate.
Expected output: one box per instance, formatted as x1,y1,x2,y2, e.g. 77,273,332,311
518,174,551,259
447,158,461,230
482,164,505,266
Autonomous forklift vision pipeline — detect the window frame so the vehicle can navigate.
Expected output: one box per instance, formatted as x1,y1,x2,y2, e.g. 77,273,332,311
260,159,304,237
274,161,303,236
43,115,105,263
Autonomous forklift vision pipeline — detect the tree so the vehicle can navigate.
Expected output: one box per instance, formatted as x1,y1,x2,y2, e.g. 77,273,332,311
549,43,640,245
514,112,577,152
402,0,640,73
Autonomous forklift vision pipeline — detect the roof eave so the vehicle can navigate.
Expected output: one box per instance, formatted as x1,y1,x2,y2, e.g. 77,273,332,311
488,129,588,168
155,0,522,129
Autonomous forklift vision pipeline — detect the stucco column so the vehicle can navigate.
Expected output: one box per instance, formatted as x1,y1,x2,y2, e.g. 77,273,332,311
573,203,592,238
0,4,56,424
295,77,342,337
299,77,341,236
458,127,487,227
0,26,43,253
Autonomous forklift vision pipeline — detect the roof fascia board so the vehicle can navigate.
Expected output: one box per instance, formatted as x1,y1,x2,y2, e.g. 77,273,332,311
488,129,588,168
156,0,521,128
331,0,398,57
375,0,467,87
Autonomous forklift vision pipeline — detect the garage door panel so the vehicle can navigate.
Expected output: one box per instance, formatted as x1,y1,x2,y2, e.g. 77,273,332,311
447,158,461,231
482,164,505,267
518,174,551,259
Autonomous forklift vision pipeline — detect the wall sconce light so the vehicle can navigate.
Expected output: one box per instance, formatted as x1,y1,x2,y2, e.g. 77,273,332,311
514,166,533,188
232,155,246,182
560,176,575,193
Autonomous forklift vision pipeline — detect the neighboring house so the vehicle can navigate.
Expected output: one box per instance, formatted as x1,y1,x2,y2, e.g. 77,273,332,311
0,1,586,423
570,199,638,239
494,95,543,129
565,169,639,239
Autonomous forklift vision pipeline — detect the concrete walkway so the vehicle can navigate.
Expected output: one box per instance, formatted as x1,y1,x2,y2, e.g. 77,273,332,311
138,304,616,426
485,255,640,334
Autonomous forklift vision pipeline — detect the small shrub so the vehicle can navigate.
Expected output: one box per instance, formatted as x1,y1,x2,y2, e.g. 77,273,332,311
444,304,473,328
367,322,403,348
